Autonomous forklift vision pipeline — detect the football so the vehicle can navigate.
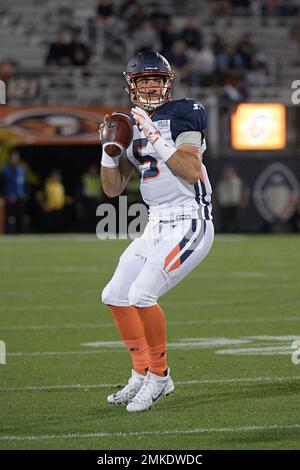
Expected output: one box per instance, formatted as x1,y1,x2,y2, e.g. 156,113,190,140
101,112,133,157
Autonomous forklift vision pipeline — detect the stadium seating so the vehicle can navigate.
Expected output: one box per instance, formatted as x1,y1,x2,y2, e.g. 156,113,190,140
0,0,299,104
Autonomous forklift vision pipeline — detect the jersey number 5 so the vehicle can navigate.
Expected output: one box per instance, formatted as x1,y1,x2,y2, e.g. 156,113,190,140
133,138,160,181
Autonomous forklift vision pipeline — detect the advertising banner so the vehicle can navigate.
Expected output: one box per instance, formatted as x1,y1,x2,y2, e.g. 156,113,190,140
0,105,128,145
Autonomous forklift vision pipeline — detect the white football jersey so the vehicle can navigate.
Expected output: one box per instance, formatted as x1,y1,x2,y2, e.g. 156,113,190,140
125,98,213,220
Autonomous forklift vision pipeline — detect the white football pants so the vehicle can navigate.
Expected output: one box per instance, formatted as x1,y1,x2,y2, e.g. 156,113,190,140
101,215,214,308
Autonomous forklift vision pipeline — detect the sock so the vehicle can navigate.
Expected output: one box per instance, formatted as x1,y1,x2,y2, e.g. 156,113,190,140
137,304,167,377
108,305,149,376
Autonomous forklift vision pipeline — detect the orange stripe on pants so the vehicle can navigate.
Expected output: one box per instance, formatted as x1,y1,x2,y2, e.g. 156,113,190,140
164,243,181,271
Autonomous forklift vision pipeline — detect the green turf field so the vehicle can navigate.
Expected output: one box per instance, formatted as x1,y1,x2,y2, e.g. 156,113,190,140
0,234,299,450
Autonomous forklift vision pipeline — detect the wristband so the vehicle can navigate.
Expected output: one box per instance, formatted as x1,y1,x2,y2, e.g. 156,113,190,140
152,136,177,163
101,146,120,168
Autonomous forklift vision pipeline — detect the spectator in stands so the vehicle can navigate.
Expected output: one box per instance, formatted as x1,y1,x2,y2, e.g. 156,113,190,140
247,54,269,86
94,0,126,59
177,17,203,52
77,164,102,232
150,6,170,32
0,59,16,103
158,20,177,58
250,0,265,16
132,20,162,53
0,151,26,234
213,35,229,55
69,32,91,66
126,4,147,33
215,44,243,74
37,170,66,233
219,71,250,104
216,166,248,233
46,31,72,66
0,59,15,83
275,0,299,16
187,47,217,87
168,40,190,83
292,0,300,14
235,33,257,69
260,0,277,16
212,35,224,55
209,0,233,16
231,0,251,8
96,0,114,21
290,16,300,63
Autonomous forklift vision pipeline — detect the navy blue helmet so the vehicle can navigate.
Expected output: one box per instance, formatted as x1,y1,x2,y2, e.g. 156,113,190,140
124,50,174,111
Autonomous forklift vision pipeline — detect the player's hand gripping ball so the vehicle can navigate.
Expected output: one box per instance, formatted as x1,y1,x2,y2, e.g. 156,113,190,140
99,113,133,157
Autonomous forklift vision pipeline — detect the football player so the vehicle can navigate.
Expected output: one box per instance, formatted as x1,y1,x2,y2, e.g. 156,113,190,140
99,50,214,412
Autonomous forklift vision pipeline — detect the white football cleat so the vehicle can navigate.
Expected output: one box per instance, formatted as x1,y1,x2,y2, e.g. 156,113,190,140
126,368,174,412
107,370,146,405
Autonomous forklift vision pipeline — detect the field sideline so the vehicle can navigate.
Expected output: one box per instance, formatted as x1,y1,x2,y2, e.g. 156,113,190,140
0,234,299,450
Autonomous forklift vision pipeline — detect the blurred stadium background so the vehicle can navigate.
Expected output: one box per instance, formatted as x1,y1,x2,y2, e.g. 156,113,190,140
0,0,300,235
1,1,300,452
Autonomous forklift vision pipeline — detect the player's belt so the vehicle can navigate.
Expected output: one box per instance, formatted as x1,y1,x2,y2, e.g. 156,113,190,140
158,208,204,224
148,205,199,221
159,214,192,224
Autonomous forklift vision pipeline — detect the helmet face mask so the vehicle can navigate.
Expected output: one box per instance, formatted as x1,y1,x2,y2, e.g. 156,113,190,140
124,51,174,111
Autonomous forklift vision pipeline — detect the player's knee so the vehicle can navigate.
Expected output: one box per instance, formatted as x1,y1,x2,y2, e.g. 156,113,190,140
128,282,156,308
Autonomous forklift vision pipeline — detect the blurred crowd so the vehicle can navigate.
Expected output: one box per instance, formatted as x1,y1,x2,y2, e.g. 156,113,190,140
209,0,300,16
1,0,300,234
0,153,103,234
1,0,300,106
40,0,272,105
1,152,299,235
39,0,300,102
45,31,91,66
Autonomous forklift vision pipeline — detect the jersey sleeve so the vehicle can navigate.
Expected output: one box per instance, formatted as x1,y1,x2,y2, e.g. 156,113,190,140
175,131,203,148
170,99,207,144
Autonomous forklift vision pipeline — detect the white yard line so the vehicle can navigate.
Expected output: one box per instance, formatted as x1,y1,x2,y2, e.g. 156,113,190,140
81,338,251,348
0,235,100,242
0,316,299,331
216,347,296,355
4,331,300,358
4,343,296,357
0,323,113,331
0,375,299,393
0,304,100,312
173,317,300,324
0,267,101,273
0,424,299,442
6,350,123,357
1,300,258,308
